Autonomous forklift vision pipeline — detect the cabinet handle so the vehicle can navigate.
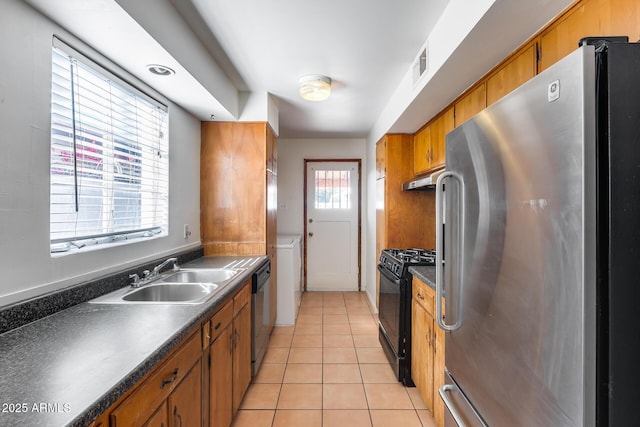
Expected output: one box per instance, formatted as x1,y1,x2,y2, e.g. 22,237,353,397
214,321,222,330
234,329,240,349
417,293,424,301
174,406,183,427
160,368,179,389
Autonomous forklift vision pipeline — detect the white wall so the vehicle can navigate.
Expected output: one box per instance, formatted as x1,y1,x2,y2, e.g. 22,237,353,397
0,1,202,307
276,139,374,300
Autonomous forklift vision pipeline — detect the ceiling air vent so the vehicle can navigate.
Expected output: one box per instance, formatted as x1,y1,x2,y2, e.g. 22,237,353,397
412,42,429,85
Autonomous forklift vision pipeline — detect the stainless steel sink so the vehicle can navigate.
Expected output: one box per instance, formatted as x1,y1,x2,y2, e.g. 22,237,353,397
159,268,239,284
89,268,241,305
122,283,219,303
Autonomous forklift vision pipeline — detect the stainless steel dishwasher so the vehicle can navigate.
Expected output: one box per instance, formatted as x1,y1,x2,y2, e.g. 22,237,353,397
251,259,271,376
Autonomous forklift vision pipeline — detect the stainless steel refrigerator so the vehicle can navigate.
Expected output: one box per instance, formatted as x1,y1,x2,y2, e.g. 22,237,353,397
434,38,640,426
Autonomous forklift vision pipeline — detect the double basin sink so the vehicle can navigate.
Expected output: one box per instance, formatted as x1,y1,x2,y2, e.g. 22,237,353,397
90,268,241,305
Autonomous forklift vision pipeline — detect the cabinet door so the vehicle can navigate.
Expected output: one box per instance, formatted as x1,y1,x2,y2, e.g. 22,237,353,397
454,84,486,127
487,44,537,106
539,0,611,71
168,361,202,427
232,304,252,415
200,121,267,255
610,0,640,40
110,333,201,427
413,126,431,176
411,295,433,411
411,296,425,392
143,402,168,427
210,324,233,427
429,107,454,171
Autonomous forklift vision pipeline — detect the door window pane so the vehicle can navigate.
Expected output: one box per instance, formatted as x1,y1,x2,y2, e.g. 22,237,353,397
314,170,351,209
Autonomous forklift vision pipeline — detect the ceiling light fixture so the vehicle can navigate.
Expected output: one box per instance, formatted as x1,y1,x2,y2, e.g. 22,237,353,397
299,74,332,101
146,64,175,76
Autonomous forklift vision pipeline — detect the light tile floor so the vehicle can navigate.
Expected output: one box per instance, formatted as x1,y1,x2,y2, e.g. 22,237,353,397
233,291,437,427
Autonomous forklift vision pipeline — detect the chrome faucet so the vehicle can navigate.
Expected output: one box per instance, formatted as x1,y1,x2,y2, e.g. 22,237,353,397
129,257,179,287
152,257,180,276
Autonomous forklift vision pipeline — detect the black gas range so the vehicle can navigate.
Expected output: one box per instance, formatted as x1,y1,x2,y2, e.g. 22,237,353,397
379,248,436,278
378,248,436,386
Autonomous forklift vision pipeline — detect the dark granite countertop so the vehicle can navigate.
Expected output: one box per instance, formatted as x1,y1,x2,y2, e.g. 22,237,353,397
0,255,267,427
408,265,436,289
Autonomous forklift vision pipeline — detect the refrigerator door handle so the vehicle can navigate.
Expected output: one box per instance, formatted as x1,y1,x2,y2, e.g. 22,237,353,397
435,170,464,331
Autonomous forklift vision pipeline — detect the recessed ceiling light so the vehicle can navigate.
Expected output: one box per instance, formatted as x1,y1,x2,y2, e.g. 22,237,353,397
299,74,331,101
146,64,175,76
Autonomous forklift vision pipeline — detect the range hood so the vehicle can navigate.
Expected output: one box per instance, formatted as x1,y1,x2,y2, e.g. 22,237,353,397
402,169,445,191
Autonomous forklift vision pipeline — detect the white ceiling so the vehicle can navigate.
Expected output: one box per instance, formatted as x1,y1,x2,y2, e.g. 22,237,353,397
184,0,449,138
25,0,574,140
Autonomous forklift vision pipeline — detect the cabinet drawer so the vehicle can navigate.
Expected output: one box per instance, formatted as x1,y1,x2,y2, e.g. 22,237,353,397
413,279,435,317
111,332,201,427
233,281,251,316
209,300,234,344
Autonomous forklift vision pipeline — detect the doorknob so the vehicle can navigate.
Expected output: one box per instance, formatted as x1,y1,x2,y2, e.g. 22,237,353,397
308,232,314,237
308,218,313,223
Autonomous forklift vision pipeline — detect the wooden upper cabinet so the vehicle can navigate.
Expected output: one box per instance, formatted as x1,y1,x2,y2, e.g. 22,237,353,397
454,83,486,127
429,107,454,171
201,122,277,256
609,0,640,41
413,125,431,176
539,0,640,72
539,0,611,71
376,134,435,252
487,44,538,106
413,107,453,176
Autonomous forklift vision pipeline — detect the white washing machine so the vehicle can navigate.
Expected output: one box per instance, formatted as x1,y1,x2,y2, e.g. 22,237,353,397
276,234,302,326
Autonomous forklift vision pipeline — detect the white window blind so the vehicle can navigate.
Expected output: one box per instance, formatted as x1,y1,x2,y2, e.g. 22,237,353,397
50,39,169,254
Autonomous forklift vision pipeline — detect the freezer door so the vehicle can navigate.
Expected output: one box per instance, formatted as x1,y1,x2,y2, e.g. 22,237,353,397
441,370,486,427
439,46,597,426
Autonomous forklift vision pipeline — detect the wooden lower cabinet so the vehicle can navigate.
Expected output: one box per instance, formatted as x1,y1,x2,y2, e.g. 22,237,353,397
143,402,168,427
412,289,433,408
210,321,233,427
411,276,445,427
231,300,252,414
207,280,252,427
168,362,202,427
110,332,202,427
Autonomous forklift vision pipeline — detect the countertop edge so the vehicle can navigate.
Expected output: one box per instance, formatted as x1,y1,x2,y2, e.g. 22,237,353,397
408,265,436,290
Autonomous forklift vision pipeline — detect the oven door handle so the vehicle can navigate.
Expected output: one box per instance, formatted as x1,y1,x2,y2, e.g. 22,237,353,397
377,264,402,284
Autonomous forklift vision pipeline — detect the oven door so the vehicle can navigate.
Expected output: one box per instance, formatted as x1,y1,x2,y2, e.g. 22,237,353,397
378,264,414,384
378,264,403,353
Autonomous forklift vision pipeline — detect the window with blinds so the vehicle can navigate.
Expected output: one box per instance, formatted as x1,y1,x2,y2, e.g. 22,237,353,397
50,39,169,254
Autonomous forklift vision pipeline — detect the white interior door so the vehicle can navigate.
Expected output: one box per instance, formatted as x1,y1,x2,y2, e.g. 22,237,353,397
305,161,359,291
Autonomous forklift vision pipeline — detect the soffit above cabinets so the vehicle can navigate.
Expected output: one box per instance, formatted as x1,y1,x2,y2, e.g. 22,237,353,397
26,0,574,139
